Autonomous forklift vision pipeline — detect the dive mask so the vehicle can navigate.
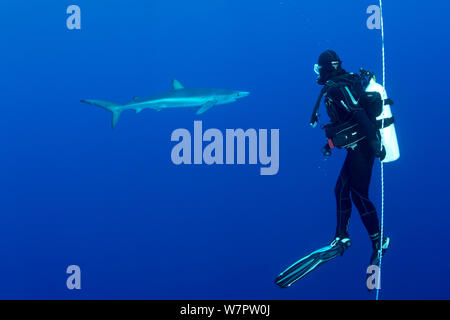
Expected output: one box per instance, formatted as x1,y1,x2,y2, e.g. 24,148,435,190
314,64,322,75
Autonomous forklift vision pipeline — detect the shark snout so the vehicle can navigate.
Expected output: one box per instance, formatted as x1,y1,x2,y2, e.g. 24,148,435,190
237,91,250,98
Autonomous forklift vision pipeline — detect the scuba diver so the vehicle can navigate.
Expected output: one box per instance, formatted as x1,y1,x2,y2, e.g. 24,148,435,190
275,50,392,288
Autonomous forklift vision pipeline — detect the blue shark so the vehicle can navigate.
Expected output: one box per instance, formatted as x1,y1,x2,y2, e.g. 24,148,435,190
81,79,250,128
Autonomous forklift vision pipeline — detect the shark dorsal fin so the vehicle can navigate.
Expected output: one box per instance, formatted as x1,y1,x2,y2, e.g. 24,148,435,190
172,79,185,90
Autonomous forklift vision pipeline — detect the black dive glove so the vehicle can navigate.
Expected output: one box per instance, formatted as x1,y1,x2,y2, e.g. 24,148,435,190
370,139,386,161
322,143,332,157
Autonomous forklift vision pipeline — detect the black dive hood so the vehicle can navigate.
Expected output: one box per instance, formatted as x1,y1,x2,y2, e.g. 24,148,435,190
316,50,343,85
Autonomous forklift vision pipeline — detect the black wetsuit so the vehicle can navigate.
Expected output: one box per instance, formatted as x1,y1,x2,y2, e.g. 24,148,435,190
334,141,380,239
323,72,382,243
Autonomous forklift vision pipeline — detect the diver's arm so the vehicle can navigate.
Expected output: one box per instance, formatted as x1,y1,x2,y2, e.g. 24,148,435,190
351,110,377,141
352,110,386,160
326,86,386,160
331,84,386,159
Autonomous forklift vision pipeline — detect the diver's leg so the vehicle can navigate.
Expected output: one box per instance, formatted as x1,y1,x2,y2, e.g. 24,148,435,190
334,152,352,238
347,145,380,239
347,144,391,269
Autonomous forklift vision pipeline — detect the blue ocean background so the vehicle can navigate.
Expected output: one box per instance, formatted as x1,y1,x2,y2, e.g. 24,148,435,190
1,0,449,299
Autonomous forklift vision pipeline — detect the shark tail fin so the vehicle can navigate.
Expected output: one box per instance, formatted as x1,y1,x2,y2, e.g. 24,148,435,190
80,99,123,128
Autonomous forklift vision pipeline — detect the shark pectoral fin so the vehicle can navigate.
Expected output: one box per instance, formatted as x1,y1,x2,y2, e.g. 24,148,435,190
135,108,143,113
172,79,185,90
196,100,217,115
111,109,122,128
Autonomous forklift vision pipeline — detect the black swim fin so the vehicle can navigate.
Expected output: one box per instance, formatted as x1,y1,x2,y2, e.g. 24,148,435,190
370,236,390,267
366,236,390,292
275,237,351,288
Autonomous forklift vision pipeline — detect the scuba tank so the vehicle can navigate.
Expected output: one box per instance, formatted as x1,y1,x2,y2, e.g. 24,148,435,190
363,70,400,163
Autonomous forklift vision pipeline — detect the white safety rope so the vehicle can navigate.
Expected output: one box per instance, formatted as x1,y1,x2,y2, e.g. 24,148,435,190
376,0,386,301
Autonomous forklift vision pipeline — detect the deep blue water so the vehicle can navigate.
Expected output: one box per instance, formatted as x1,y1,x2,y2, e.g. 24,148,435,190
1,0,449,299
